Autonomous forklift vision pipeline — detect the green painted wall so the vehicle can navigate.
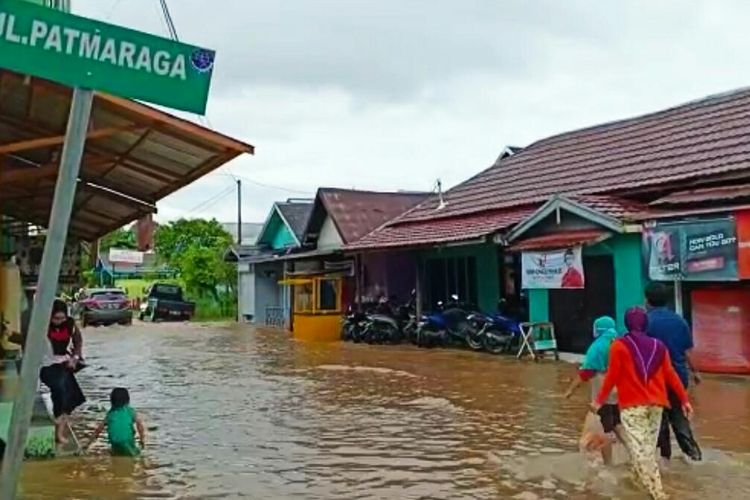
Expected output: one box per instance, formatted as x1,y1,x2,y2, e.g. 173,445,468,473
528,289,549,322
257,211,298,250
525,233,646,332
420,243,500,312
611,233,646,331
270,223,297,250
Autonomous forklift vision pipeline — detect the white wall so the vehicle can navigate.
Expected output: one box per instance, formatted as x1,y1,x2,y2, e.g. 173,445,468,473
238,264,255,322
317,216,344,250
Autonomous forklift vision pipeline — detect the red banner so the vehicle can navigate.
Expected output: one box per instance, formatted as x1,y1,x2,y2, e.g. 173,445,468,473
737,210,750,279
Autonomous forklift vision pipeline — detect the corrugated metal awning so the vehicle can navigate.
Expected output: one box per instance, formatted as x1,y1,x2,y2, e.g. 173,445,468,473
0,70,253,241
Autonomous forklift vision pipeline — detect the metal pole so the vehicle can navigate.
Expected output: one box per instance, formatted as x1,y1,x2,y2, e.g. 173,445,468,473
236,179,242,245
674,280,684,316
0,87,93,499
415,255,423,319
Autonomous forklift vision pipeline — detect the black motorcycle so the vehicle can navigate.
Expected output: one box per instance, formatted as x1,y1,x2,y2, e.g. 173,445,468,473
362,295,414,344
341,306,369,342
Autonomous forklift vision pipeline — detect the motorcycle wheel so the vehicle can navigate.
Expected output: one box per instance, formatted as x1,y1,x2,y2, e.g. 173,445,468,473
466,329,484,351
484,333,510,354
363,326,376,344
352,327,363,343
415,327,426,348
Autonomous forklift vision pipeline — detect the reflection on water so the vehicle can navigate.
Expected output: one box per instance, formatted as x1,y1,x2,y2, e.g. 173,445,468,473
17,323,750,499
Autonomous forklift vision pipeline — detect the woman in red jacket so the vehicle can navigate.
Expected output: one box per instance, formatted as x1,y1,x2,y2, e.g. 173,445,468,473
593,307,693,500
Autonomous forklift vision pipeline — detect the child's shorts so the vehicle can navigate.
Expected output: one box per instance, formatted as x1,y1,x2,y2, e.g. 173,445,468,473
111,440,140,457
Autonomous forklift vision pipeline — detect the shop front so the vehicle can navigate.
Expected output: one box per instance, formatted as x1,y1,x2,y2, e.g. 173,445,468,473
419,243,500,313
514,237,645,353
643,214,750,374
505,196,646,353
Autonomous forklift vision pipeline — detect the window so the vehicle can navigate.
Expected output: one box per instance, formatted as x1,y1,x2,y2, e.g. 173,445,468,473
294,282,314,313
91,291,126,299
317,279,340,312
426,256,478,307
292,278,342,314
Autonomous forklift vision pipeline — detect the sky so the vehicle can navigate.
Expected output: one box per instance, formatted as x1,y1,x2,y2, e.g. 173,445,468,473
73,0,750,224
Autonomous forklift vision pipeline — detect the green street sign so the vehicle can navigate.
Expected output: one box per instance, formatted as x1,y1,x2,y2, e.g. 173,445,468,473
0,0,215,114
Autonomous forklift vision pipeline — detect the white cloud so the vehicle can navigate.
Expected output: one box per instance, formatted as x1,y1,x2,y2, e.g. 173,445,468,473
72,0,750,225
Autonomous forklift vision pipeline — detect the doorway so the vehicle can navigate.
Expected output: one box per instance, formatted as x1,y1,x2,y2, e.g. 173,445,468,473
549,255,615,353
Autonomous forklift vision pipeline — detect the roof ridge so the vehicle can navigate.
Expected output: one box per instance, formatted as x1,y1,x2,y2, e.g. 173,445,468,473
527,86,750,151
319,187,431,196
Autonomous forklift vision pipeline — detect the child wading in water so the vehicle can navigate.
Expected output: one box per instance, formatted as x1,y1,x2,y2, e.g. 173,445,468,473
564,316,625,465
87,388,146,456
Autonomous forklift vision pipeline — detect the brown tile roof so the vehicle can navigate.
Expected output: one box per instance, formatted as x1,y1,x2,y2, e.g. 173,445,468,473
350,88,750,250
401,87,750,223
347,207,534,250
506,229,611,252
650,183,750,206
569,195,650,220
310,188,430,245
348,196,649,251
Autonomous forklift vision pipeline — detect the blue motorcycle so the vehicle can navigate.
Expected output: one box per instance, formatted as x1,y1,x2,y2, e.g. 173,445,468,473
467,310,522,354
416,296,481,350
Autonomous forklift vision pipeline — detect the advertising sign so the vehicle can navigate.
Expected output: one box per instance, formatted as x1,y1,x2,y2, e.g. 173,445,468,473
643,218,738,281
109,248,143,264
0,0,215,113
521,247,585,289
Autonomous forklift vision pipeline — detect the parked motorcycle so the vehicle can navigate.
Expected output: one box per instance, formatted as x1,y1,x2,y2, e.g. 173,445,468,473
467,300,523,354
362,293,416,344
416,295,480,350
341,306,369,342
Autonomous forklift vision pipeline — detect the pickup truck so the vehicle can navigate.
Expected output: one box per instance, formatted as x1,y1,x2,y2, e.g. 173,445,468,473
139,283,195,322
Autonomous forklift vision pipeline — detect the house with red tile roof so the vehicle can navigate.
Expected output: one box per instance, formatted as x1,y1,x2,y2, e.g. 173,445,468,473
348,88,750,356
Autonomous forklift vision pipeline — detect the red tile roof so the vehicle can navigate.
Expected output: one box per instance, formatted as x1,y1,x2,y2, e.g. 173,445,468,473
401,87,750,223
650,183,750,206
570,195,651,220
350,89,750,250
507,229,610,252
313,188,430,244
347,207,534,250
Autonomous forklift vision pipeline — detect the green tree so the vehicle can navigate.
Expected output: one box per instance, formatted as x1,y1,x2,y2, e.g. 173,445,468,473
100,227,136,251
155,218,232,264
154,219,235,297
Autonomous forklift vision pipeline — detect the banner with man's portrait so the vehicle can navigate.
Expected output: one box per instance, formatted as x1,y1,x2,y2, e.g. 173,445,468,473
521,247,585,289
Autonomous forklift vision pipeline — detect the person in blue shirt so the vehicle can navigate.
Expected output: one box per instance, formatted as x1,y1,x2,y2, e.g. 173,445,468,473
645,282,702,462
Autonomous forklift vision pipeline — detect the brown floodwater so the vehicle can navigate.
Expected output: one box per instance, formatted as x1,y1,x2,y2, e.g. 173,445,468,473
16,322,750,499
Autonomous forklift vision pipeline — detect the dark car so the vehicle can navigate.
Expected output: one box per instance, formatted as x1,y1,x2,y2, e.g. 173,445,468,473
139,283,195,322
79,288,133,327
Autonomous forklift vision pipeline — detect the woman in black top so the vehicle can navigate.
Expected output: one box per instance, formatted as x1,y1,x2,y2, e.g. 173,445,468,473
39,299,86,444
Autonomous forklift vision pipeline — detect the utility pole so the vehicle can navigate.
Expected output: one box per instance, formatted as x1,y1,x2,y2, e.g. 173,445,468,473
236,179,242,245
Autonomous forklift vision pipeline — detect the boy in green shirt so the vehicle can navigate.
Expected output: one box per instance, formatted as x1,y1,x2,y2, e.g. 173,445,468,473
86,388,146,456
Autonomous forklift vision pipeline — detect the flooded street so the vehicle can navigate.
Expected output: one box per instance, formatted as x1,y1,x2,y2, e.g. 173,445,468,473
18,322,750,499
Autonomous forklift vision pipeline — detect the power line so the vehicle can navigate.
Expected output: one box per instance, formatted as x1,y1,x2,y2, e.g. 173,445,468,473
155,0,214,129
229,174,314,196
158,0,179,41
186,185,235,215
105,0,123,19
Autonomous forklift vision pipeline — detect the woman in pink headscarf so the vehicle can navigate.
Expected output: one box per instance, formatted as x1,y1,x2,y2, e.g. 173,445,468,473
592,307,692,500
